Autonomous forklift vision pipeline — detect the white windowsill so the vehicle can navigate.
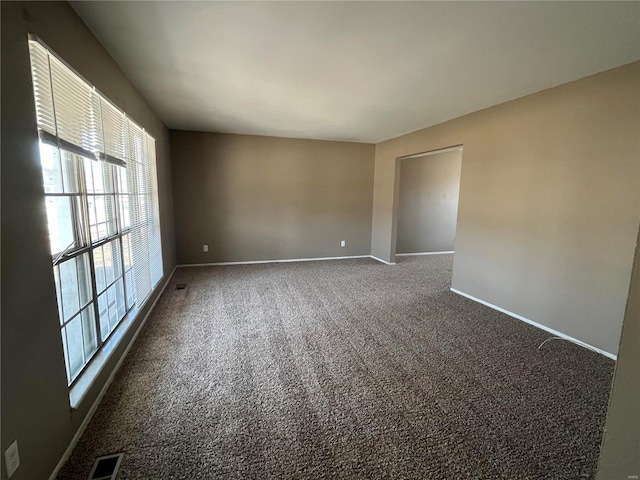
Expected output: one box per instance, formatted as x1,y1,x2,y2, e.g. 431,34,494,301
68,267,177,410
69,305,142,409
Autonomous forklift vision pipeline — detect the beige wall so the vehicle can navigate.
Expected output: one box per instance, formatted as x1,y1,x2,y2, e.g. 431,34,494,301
1,4,636,479
397,149,462,253
171,131,375,264
372,62,640,355
597,224,640,479
1,2,176,480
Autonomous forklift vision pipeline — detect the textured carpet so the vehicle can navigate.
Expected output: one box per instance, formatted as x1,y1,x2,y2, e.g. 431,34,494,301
58,255,614,480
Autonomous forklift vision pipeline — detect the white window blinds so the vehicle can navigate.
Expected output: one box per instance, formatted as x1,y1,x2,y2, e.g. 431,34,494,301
127,122,153,303
49,54,104,156
101,98,129,164
29,40,56,135
29,39,163,307
147,135,163,287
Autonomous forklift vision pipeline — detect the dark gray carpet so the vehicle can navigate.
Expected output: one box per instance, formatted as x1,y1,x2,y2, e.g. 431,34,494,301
58,255,614,479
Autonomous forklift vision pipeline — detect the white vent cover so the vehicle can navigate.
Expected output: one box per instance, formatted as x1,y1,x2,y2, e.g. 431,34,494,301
88,453,123,480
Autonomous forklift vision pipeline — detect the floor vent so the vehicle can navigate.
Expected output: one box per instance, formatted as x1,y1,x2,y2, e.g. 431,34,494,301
88,453,123,480
176,283,187,290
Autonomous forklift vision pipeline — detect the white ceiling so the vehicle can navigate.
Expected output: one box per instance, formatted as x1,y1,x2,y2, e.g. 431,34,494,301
71,1,640,144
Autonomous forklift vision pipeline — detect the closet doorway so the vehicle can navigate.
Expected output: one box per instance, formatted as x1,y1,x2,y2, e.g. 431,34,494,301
396,146,463,256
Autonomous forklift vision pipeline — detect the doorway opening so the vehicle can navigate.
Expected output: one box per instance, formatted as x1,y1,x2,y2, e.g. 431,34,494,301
395,145,463,257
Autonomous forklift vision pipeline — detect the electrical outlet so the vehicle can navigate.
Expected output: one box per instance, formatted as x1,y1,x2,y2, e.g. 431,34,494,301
203,245,208,253
4,440,19,478
340,240,346,247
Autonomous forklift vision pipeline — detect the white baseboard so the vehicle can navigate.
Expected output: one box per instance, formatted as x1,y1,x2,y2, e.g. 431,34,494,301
48,266,177,480
178,255,372,267
370,255,396,265
450,287,616,360
396,251,454,257
179,253,457,268
180,255,403,268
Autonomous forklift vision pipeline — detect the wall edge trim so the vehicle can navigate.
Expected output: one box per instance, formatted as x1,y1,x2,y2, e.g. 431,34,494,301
370,255,396,265
48,265,178,480
450,287,617,360
397,144,463,160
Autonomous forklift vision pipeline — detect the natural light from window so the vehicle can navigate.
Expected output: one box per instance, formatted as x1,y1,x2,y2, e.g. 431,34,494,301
29,38,163,385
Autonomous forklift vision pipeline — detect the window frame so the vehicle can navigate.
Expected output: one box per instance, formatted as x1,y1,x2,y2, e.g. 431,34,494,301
29,35,163,392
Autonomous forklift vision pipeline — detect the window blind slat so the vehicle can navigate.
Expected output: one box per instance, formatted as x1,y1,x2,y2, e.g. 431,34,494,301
146,135,163,287
102,99,129,163
127,121,145,165
50,55,104,156
29,42,57,136
131,225,151,303
150,223,163,287
39,130,101,163
125,123,162,301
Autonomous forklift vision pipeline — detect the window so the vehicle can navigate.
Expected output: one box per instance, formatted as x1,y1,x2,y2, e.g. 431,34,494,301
29,39,163,385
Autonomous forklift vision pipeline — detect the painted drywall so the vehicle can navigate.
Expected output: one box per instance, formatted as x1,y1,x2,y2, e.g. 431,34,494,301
372,62,640,355
397,149,462,253
171,131,375,264
0,3,176,480
597,225,640,479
